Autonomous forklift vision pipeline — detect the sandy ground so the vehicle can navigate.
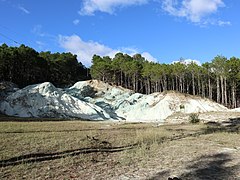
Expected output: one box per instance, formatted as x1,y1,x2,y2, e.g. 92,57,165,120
0,113,240,180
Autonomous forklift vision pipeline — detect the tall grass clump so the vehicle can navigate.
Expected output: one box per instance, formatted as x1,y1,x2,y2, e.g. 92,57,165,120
189,113,200,124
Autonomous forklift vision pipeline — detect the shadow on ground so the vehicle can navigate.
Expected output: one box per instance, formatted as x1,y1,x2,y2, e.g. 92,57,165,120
1,116,239,179
0,143,137,167
203,117,240,134
179,153,239,180
149,153,239,180
149,170,171,180
149,117,240,180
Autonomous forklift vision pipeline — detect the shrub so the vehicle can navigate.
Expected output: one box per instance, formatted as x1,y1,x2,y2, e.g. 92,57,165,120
81,85,97,98
189,113,200,124
180,104,185,109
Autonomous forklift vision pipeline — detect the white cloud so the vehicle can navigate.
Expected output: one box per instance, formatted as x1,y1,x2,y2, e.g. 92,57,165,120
31,25,56,38
73,19,80,25
119,48,157,62
142,52,158,62
172,58,201,65
162,0,227,25
218,20,231,26
36,41,45,49
59,35,116,66
32,25,46,37
79,0,148,15
36,41,45,46
58,34,158,67
18,5,30,14
79,0,229,25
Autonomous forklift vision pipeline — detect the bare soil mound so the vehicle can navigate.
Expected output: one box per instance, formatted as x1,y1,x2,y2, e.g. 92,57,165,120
0,80,229,122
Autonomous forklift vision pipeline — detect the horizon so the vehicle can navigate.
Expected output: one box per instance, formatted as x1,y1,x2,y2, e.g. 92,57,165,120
0,0,240,67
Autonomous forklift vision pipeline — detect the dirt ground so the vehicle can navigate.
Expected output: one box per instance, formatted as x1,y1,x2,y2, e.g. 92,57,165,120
0,113,240,180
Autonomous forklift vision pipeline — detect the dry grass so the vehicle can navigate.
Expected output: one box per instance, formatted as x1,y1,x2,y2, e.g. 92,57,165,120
0,117,239,179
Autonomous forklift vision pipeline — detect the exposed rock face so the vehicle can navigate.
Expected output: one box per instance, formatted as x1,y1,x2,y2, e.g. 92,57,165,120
0,82,110,120
0,81,19,101
115,92,227,122
0,80,228,122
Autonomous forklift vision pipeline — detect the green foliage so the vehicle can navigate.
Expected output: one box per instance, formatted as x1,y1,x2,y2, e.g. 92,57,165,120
189,113,200,124
0,44,90,87
180,104,185,109
90,55,112,82
212,55,227,76
1,43,240,108
90,53,240,108
80,85,96,98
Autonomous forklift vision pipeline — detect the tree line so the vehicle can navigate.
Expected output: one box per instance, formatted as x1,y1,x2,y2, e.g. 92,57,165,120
0,44,239,108
90,53,240,108
0,44,90,87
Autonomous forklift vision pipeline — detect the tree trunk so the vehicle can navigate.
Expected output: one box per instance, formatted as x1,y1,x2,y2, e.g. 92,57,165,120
136,75,139,92
148,78,151,94
192,73,195,95
175,76,178,91
224,77,227,106
186,81,190,94
201,81,205,97
120,71,123,86
179,77,183,93
208,78,212,100
232,82,236,108
133,74,136,92
163,76,167,91
217,76,220,103
172,77,175,91
144,80,148,94
220,75,224,104
198,75,201,95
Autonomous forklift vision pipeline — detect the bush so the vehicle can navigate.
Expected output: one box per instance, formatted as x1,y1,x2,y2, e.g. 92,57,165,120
81,85,96,98
189,113,200,124
180,104,185,109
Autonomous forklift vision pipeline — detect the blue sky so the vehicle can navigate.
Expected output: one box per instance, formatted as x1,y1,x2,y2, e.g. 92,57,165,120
0,0,239,66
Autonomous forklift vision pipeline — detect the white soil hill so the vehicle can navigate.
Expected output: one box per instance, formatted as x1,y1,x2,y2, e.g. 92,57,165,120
0,81,19,101
0,80,228,122
0,82,110,120
67,80,227,122
115,92,228,122
230,107,240,112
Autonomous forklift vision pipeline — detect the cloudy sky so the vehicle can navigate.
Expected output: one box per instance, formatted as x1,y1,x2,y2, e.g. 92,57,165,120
0,0,239,66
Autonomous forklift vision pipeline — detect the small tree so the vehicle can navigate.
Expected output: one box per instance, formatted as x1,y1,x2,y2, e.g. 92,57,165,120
189,113,200,124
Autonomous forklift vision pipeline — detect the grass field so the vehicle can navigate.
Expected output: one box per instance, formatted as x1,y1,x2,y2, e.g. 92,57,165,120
0,118,240,180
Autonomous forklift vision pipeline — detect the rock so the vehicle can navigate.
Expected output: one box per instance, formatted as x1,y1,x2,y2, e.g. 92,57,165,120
0,81,19,101
0,82,110,120
0,80,229,122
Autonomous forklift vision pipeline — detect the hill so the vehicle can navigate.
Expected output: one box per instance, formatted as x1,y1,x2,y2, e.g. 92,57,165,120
0,80,230,122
